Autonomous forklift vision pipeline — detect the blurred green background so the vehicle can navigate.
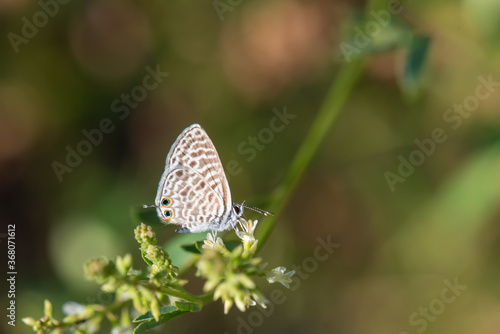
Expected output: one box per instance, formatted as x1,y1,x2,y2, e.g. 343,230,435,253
2,0,500,333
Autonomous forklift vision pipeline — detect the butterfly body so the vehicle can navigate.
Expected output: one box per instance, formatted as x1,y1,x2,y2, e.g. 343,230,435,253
153,124,255,233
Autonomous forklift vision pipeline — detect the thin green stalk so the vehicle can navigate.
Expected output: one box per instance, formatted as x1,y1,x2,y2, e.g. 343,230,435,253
256,59,365,248
157,287,202,304
197,292,215,304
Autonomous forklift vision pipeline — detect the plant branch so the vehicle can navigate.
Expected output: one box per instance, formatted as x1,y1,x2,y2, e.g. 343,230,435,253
256,59,365,248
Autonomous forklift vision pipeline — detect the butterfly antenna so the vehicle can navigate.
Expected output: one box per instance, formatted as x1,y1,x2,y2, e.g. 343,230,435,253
242,203,274,216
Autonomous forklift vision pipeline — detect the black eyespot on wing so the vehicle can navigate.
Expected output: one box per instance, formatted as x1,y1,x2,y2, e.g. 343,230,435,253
164,210,173,219
161,197,171,206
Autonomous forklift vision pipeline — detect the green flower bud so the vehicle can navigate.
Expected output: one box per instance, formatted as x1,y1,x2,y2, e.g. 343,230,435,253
84,258,109,280
134,223,156,247
44,300,53,318
116,254,132,276
151,298,161,322
22,317,36,326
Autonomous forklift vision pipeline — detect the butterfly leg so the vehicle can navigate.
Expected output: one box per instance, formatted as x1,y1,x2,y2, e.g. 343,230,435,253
237,218,246,232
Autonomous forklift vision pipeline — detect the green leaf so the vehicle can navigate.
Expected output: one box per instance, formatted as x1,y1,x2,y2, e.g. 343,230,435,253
399,34,431,99
173,301,200,312
140,250,153,266
133,306,177,322
133,302,200,333
180,241,203,254
133,310,188,332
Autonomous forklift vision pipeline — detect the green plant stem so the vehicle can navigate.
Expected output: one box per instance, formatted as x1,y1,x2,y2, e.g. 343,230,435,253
158,286,208,305
256,59,365,248
196,292,215,304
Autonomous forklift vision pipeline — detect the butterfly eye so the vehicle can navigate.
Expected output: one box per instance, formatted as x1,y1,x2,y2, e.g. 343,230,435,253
161,197,172,207
164,210,173,219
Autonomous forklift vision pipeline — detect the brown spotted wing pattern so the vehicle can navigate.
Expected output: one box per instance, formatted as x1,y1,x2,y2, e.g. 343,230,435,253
154,124,238,232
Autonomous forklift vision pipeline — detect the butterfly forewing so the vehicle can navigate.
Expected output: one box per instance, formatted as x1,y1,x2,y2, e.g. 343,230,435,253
166,124,231,208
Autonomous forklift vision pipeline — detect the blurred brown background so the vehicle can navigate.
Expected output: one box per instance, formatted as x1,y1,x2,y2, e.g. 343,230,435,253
2,0,500,333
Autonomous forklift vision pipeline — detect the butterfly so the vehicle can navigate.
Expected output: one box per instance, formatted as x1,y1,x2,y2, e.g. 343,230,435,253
145,124,273,233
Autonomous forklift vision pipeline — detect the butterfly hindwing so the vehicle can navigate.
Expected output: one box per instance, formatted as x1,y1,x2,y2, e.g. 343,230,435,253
155,167,226,231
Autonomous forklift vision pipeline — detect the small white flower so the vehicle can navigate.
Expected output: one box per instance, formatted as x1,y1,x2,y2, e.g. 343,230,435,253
62,301,85,315
244,295,257,308
234,295,246,312
234,294,257,312
236,220,258,244
223,299,233,314
202,232,225,252
111,326,133,334
267,266,295,289
118,290,130,302
251,291,269,309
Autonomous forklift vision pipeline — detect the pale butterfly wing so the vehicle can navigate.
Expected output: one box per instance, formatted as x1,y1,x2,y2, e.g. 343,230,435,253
155,124,233,232
156,167,227,232
166,124,231,208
